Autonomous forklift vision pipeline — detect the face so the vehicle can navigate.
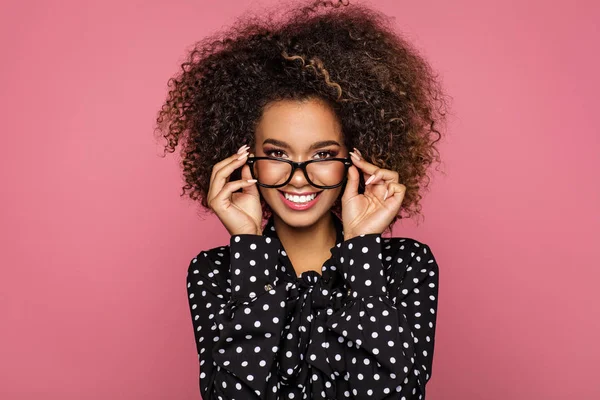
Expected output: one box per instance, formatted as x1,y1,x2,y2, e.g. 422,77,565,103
252,97,348,229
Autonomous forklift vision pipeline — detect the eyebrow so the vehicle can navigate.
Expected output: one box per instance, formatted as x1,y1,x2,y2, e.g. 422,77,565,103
262,138,341,150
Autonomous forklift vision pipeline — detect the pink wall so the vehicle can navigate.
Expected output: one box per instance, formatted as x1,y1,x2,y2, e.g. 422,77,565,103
1,0,598,398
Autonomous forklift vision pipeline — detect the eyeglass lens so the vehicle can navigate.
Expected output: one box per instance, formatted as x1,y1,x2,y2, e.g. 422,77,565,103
252,159,346,188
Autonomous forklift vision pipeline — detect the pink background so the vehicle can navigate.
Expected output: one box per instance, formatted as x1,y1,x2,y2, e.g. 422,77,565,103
1,0,599,398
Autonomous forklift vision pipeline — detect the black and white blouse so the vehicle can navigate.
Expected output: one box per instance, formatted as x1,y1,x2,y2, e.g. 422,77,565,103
186,211,439,399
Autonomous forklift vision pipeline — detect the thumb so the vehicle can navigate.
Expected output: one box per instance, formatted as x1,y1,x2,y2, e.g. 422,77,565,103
240,162,259,196
341,165,360,202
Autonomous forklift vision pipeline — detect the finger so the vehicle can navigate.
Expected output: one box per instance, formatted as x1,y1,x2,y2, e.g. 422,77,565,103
208,150,250,202
349,151,399,185
341,164,360,202
210,178,258,211
383,182,406,205
349,151,372,185
365,168,384,186
209,147,249,183
240,158,259,196
365,167,399,186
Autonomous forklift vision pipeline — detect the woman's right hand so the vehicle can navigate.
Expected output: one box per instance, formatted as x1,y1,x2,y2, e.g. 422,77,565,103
207,145,263,236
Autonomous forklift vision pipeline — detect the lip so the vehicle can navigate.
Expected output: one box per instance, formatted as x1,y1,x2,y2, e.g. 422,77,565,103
279,190,320,196
278,190,322,211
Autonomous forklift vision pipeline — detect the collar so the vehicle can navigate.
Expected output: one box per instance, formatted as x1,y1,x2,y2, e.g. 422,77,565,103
261,211,344,285
261,211,344,244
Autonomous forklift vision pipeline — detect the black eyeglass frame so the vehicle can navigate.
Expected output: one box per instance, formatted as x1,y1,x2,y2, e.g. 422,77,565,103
246,156,353,189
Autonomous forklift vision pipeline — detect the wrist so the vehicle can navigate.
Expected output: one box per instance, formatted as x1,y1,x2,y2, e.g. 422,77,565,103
343,232,381,241
331,233,387,298
230,230,262,236
229,234,280,300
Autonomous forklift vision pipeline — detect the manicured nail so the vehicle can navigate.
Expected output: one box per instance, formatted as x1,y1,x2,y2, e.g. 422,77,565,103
237,144,249,154
365,175,375,185
354,148,362,156
247,179,257,183
237,152,249,160
349,151,360,161
383,189,388,201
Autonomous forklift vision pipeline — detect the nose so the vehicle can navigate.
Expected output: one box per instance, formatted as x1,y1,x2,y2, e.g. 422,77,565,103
290,164,310,186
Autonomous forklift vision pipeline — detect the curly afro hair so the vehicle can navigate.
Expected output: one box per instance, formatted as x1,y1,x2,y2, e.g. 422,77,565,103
154,0,448,232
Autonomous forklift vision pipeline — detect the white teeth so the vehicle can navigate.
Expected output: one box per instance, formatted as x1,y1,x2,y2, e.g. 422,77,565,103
284,192,317,203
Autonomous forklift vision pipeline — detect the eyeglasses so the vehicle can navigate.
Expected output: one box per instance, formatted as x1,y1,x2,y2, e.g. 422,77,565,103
246,156,353,189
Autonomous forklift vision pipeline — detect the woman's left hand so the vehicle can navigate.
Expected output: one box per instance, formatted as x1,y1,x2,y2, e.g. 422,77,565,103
341,148,406,240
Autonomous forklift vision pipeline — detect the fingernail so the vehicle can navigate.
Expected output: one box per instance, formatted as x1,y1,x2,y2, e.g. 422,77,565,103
237,152,249,160
247,179,257,183
365,175,375,185
237,144,249,154
354,148,362,156
350,151,360,161
383,189,388,201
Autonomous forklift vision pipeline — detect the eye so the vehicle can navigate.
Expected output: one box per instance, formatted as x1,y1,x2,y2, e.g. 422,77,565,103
314,150,337,159
264,149,338,159
265,149,286,158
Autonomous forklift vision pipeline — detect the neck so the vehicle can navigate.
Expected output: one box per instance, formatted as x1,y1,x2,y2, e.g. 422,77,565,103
272,212,337,277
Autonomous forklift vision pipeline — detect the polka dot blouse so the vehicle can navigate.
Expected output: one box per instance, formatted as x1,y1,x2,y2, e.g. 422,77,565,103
186,212,439,399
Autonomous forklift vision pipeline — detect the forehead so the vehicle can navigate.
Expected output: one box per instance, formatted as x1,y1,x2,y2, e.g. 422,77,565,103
255,98,343,147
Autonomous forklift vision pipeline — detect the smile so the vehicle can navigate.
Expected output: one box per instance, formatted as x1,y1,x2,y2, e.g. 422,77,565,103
278,190,322,210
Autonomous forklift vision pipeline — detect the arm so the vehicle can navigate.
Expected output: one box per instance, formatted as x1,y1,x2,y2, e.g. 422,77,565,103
313,234,439,400
185,234,288,399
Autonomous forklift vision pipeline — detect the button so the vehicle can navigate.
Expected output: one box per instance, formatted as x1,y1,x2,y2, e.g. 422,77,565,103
347,288,352,296
264,283,273,291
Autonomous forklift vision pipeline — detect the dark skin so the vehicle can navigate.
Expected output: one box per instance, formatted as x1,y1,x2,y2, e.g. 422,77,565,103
250,98,407,276
273,213,338,277
206,97,406,277
251,98,345,276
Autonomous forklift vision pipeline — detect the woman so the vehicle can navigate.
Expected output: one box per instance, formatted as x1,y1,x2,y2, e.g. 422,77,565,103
155,0,447,398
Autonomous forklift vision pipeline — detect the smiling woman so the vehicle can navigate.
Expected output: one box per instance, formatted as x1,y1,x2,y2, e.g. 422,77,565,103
249,98,353,229
154,0,447,230
154,0,448,398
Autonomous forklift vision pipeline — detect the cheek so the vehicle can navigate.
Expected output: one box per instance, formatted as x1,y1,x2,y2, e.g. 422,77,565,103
257,186,273,199
325,187,343,201
259,187,279,200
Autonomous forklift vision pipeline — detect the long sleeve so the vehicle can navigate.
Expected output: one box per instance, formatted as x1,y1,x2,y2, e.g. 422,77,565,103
185,234,289,399
318,233,439,400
